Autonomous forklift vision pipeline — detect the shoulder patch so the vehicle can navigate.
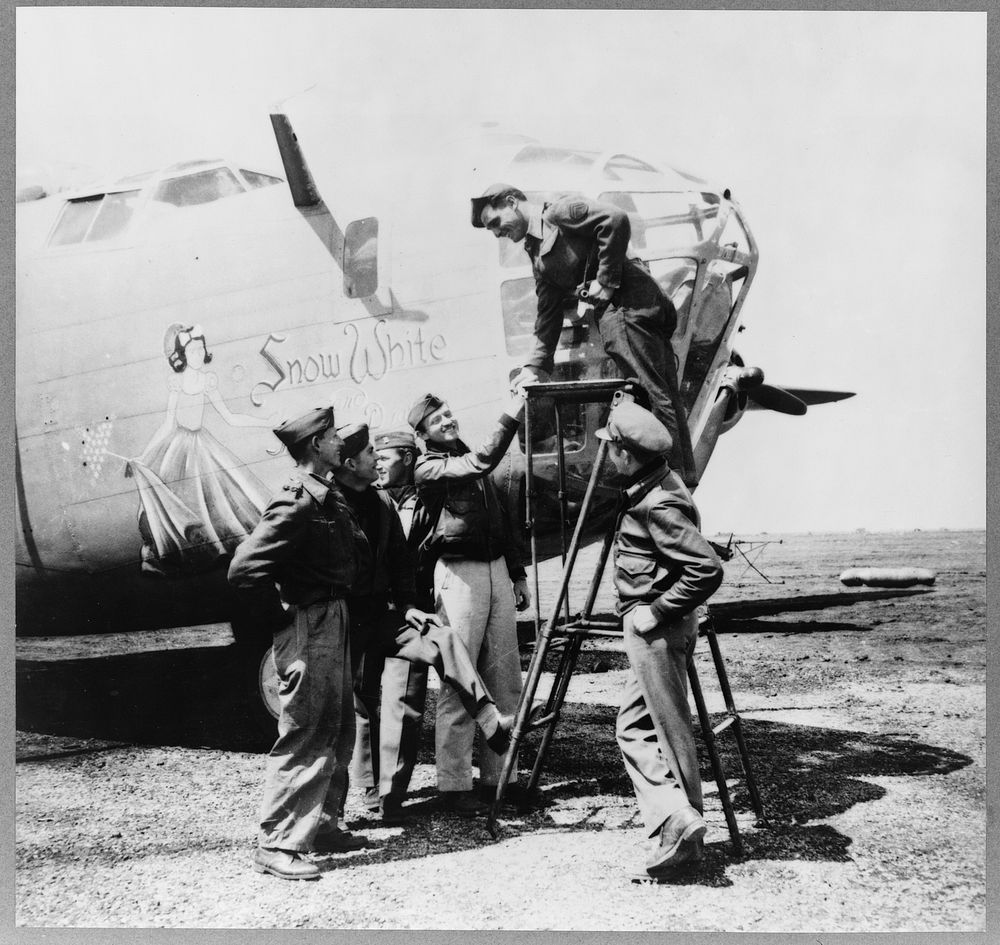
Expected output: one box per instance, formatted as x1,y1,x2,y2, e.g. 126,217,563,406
566,200,589,223
282,480,305,498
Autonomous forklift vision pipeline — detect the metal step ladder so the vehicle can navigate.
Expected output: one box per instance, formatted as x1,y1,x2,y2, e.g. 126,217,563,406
487,380,765,853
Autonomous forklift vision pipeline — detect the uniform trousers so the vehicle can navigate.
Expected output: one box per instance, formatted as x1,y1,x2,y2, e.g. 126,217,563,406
350,599,500,799
616,608,703,838
434,556,522,791
259,598,354,851
598,302,697,486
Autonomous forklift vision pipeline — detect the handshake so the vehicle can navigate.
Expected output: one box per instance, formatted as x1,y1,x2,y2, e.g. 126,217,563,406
508,367,551,398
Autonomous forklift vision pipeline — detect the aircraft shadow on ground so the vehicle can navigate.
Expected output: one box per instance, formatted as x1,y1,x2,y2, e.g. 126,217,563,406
17,647,972,885
16,645,278,755
712,618,875,635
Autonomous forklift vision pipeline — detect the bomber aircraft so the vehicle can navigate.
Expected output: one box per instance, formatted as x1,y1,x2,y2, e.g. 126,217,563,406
15,106,853,645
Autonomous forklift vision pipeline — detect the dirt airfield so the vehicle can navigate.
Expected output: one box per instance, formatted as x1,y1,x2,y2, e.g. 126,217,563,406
15,529,986,932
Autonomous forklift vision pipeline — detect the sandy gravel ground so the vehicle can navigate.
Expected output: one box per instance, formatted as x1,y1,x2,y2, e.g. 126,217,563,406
15,530,985,931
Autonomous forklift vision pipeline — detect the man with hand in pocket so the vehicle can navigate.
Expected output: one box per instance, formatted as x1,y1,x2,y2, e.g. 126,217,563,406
227,406,365,881
598,400,724,879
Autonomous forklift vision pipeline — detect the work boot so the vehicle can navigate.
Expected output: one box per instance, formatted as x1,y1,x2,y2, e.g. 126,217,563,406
380,796,413,825
253,847,320,881
311,826,369,853
485,713,515,755
646,806,706,876
441,790,489,818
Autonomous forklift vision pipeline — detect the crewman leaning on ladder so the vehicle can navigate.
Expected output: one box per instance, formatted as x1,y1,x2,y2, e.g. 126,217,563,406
598,399,724,878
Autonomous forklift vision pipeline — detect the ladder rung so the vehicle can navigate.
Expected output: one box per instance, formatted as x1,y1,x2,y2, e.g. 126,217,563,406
712,715,738,736
527,711,558,729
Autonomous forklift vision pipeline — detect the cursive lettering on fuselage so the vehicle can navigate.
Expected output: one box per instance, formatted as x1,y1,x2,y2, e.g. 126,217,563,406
251,319,447,405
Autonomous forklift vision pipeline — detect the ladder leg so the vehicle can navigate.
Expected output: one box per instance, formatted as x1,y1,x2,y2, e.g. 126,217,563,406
525,507,616,794
487,618,556,837
553,403,572,627
525,633,585,794
704,623,766,822
488,439,611,835
688,656,743,856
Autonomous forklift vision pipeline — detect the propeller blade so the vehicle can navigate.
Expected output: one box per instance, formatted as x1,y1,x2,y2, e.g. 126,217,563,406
747,384,808,415
781,388,856,406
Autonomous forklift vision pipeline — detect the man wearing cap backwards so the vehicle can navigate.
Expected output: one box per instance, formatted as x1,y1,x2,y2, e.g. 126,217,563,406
409,392,531,816
333,423,514,824
597,399,724,878
471,184,697,487
227,407,367,881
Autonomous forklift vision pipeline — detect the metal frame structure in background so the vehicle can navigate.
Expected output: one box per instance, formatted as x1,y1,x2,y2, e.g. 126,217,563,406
488,380,765,853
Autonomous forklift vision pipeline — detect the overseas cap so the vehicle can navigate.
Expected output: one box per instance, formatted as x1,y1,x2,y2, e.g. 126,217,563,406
374,429,417,452
273,406,335,448
596,402,673,456
471,182,525,228
407,393,445,431
336,422,370,459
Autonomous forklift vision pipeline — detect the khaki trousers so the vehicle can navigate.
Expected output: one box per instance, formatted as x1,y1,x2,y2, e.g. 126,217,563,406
616,608,703,837
259,598,354,851
434,556,522,791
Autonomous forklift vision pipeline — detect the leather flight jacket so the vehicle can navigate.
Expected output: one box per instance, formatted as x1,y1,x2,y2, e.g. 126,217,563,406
414,414,526,582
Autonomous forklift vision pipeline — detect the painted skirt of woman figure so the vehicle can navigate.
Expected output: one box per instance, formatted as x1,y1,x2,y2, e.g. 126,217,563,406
126,323,273,576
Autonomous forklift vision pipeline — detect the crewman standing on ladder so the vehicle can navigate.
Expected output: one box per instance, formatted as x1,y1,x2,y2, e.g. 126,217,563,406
597,400,724,877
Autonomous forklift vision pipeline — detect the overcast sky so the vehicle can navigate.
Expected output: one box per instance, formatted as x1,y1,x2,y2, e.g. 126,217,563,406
15,8,986,534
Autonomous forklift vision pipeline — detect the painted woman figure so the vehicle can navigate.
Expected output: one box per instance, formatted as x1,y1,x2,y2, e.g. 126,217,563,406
126,323,273,576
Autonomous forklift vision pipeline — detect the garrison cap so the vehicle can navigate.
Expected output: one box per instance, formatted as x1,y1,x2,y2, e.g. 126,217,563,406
374,429,417,452
471,182,525,228
407,393,445,431
336,422,370,459
273,406,335,448
596,402,673,456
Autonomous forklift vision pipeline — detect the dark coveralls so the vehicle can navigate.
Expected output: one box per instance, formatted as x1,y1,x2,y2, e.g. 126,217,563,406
227,470,363,852
345,485,502,804
524,196,697,485
612,460,723,835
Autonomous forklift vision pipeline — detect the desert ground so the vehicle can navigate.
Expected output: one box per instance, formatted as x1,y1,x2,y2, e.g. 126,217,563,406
15,529,986,932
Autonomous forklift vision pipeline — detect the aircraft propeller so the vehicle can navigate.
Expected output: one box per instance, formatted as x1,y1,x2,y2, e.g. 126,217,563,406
746,384,808,416
727,354,853,416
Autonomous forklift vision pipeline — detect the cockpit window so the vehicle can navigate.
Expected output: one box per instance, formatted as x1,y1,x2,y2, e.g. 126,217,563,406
152,166,245,207
602,154,663,184
599,191,719,253
500,278,541,359
48,190,141,246
512,146,598,168
239,169,283,190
